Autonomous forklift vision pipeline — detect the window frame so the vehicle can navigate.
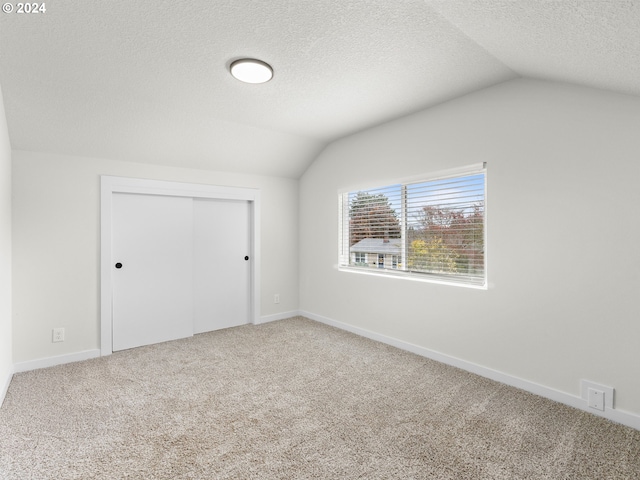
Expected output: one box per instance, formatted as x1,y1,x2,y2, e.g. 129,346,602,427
338,163,487,290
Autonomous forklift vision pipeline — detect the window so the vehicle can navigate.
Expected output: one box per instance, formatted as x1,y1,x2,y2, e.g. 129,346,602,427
338,164,486,288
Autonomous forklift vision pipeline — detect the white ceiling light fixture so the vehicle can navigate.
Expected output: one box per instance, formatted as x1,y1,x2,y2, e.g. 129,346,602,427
230,58,273,84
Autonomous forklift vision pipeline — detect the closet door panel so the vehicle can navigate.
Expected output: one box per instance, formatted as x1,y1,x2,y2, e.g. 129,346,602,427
112,193,194,351
193,198,251,334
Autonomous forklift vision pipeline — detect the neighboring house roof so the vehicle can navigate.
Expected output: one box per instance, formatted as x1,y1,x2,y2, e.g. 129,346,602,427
350,238,401,255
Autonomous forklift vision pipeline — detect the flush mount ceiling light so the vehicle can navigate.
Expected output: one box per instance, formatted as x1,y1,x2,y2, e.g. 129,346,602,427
230,58,273,84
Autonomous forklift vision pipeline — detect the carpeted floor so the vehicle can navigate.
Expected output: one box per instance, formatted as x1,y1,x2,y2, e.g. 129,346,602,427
1,317,639,479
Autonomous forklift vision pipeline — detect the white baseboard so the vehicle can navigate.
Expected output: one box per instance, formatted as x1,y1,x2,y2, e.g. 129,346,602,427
257,310,301,325
1,368,13,407
13,349,101,374
300,310,640,432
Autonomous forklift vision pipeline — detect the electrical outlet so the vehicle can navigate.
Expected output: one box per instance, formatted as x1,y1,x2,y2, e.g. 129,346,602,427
52,328,65,343
274,294,280,304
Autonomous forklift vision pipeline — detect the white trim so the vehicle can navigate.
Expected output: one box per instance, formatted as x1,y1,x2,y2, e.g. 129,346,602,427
1,368,13,407
483,166,489,287
100,176,261,357
337,265,487,290
13,349,101,374
257,310,301,325
300,310,640,432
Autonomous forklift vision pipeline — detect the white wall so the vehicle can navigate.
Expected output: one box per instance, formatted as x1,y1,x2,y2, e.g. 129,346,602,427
12,151,298,364
0,85,12,404
299,78,640,417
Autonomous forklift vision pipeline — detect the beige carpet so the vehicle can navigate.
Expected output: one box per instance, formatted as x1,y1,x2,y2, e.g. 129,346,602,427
1,317,639,479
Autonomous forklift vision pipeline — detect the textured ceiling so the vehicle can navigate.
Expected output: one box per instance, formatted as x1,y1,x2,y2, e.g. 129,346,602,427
0,1,639,178
430,0,640,97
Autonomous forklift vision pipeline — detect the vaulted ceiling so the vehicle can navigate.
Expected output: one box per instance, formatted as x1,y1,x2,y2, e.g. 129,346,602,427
1,1,639,178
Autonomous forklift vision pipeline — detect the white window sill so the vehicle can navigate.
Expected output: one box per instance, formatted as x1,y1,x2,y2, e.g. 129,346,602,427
338,265,487,290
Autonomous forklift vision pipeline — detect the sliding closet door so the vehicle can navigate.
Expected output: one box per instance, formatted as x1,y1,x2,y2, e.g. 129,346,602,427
193,198,251,334
111,193,194,351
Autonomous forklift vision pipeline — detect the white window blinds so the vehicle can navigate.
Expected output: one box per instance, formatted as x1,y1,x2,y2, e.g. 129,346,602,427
339,164,486,287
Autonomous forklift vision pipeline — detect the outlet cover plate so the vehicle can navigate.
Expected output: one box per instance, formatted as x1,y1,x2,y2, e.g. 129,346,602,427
52,328,65,343
581,380,614,409
587,388,605,411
